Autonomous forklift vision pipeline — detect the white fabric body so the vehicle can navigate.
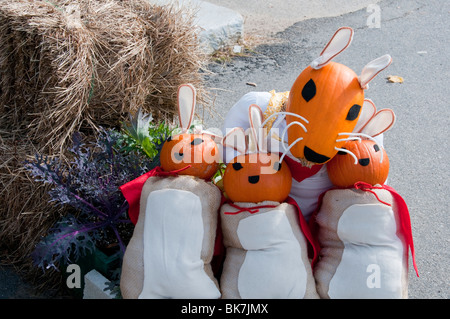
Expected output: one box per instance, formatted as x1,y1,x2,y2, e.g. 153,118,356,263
139,189,220,299
236,209,308,298
222,91,385,221
328,203,404,298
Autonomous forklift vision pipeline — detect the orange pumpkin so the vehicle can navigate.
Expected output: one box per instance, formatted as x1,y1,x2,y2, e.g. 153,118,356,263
286,62,364,165
160,133,220,180
284,27,392,166
223,152,292,203
326,138,389,188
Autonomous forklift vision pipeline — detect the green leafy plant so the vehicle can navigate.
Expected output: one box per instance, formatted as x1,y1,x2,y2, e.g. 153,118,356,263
120,109,173,163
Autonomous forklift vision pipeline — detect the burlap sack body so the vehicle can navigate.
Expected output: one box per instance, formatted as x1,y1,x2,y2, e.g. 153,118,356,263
120,175,221,299
313,187,409,299
220,201,319,299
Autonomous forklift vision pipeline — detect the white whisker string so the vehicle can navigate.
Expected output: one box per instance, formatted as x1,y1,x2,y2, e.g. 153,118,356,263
336,136,361,143
280,137,303,163
334,147,359,165
260,111,309,130
272,114,286,130
338,132,384,163
281,121,307,151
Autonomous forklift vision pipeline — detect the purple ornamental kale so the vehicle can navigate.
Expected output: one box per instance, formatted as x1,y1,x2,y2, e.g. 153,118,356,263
26,128,152,271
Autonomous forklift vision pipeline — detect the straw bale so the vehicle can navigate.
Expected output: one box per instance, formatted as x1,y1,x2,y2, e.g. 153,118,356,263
0,0,209,154
0,0,209,293
0,135,67,291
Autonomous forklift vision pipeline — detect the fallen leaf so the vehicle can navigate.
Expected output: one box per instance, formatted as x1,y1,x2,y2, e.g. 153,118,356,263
387,75,404,83
246,82,257,87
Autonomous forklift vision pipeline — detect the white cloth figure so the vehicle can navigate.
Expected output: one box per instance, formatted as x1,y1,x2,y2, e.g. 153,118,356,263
222,91,384,221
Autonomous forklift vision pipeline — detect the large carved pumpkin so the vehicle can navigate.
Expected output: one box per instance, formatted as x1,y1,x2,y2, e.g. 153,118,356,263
284,27,392,166
286,62,364,164
326,138,389,188
160,133,220,180
223,152,292,203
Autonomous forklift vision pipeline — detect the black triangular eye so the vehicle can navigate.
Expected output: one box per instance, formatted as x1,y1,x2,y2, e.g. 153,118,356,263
191,138,204,145
232,162,243,171
346,104,362,121
359,158,370,166
373,144,380,152
302,79,316,102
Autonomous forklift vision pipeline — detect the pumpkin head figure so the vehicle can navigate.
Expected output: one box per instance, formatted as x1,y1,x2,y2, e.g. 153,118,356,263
326,99,396,187
283,27,392,166
222,104,292,203
159,84,221,180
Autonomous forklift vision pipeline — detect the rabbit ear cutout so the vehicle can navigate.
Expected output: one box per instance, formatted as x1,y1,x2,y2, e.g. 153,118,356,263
177,83,196,132
223,127,247,155
248,104,267,153
353,98,377,133
310,27,354,69
358,54,392,89
360,108,396,137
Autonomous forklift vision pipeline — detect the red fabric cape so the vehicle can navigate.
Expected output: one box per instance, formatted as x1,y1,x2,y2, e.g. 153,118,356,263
285,196,320,265
309,181,419,277
282,155,322,183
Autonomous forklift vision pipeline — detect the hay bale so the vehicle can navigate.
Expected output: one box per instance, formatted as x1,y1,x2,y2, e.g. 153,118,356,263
0,0,209,293
0,0,208,153
0,135,66,292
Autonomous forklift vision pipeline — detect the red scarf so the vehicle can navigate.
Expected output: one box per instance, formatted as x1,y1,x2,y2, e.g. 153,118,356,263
282,155,322,183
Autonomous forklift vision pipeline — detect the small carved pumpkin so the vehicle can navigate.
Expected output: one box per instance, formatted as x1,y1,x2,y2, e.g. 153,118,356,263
222,105,292,203
159,84,220,180
326,138,389,187
160,133,220,179
223,152,292,203
284,27,392,165
326,100,396,187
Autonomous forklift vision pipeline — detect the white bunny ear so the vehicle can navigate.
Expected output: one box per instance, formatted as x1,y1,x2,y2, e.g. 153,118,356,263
310,27,353,69
360,108,396,137
358,54,392,89
248,104,267,153
177,83,196,132
353,98,377,133
223,127,247,155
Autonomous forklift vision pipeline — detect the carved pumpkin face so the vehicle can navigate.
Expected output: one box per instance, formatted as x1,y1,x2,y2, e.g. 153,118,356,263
326,138,389,187
286,62,364,165
160,133,220,180
223,152,292,203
